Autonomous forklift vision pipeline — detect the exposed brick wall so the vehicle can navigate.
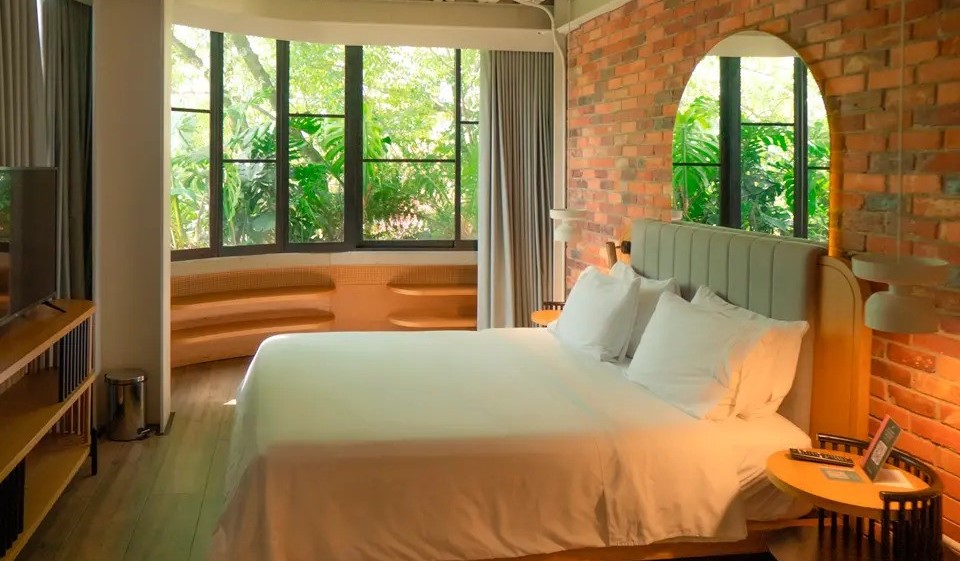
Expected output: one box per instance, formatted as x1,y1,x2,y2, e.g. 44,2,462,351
566,0,960,539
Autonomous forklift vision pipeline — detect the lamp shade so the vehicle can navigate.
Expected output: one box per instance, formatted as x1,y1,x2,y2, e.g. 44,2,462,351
550,208,586,243
851,254,949,334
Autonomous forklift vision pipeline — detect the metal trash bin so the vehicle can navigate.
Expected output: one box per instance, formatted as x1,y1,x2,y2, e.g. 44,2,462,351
105,369,149,441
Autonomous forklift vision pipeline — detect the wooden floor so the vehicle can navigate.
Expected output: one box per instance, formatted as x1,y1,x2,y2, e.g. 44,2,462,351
17,358,249,561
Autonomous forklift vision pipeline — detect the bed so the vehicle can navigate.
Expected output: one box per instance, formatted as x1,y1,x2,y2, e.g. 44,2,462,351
209,219,871,561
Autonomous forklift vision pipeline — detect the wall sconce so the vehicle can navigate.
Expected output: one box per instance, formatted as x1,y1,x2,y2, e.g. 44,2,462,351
604,240,632,268
852,255,948,333
849,0,948,334
550,209,586,242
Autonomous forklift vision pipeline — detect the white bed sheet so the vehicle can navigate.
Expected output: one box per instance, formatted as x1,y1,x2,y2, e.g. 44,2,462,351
210,328,809,561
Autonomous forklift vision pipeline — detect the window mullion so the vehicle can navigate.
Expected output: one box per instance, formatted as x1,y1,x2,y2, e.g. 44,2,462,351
277,40,290,251
793,57,809,239
211,31,225,256
343,46,363,250
454,49,463,243
719,57,741,229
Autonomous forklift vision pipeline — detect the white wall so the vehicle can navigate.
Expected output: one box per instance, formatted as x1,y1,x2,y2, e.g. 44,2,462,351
175,0,555,52
93,0,171,430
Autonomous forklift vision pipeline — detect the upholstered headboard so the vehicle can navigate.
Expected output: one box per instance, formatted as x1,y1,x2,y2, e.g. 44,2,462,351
629,219,869,438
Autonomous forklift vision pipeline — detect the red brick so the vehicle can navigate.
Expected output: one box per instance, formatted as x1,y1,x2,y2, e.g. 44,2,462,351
807,21,843,43
871,376,887,398
941,447,960,476
914,372,960,404
913,415,960,453
946,518,960,544
915,197,960,218
868,68,913,90
825,74,866,96
901,174,942,193
888,342,937,372
919,151,960,173
846,133,887,152
891,41,940,65
897,430,938,460
890,131,942,151
872,358,913,386
947,130,960,150
843,173,886,192
940,222,960,243
843,10,887,32
888,385,938,417
915,333,960,359
940,82,960,105
919,59,960,84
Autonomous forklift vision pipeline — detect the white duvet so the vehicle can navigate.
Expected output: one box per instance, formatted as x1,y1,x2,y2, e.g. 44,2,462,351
210,328,801,561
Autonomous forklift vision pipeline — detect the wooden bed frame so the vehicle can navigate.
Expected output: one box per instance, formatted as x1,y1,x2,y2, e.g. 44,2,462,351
498,222,871,561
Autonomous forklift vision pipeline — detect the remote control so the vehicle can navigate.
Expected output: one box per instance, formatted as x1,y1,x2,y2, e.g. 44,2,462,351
789,448,855,467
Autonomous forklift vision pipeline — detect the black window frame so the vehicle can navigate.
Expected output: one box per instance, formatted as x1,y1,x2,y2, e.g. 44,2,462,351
170,30,479,260
672,56,829,241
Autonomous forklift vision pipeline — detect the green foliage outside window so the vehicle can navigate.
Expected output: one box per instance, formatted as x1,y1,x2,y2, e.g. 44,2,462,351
672,56,831,242
169,26,479,251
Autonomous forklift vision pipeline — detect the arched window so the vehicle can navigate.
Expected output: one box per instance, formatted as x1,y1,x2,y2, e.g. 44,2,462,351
672,33,830,242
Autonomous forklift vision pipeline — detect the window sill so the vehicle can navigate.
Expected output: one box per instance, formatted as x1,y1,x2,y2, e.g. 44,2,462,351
170,250,478,276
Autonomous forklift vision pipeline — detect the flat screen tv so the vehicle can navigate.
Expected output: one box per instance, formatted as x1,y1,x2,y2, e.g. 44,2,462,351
0,167,59,327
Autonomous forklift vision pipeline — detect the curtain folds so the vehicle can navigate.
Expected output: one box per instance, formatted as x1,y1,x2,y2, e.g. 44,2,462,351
477,51,554,329
43,0,92,299
0,0,47,166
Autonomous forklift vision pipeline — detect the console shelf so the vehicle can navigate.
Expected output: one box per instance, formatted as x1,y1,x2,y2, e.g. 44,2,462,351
0,300,96,561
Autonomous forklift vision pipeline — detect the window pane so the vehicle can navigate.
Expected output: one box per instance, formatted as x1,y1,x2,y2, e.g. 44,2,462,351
741,57,794,123
363,161,455,240
363,46,456,159
808,168,830,242
461,49,481,122
223,34,277,160
673,165,720,225
289,116,345,243
170,111,210,250
171,26,210,110
741,125,794,236
222,162,276,246
289,43,345,115
808,69,830,169
460,124,479,240
673,56,720,165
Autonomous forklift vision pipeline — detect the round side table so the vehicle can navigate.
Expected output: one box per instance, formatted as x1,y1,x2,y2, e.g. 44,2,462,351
530,309,561,327
765,438,941,561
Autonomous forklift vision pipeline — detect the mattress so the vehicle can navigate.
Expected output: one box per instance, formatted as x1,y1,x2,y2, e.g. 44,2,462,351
211,328,810,561
727,414,813,521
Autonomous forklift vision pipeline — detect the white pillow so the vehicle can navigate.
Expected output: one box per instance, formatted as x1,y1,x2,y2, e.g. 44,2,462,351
691,286,809,419
551,266,641,361
608,263,681,358
626,292,769,420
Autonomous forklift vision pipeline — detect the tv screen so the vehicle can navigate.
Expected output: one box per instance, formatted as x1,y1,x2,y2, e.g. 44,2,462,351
0,168,58,326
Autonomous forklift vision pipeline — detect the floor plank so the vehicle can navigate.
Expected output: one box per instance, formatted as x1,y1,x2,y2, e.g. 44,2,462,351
17,358,248,561
122,492,203,561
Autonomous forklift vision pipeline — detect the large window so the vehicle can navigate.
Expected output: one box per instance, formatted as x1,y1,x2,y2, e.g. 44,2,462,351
672,55,830,242
169,26,480,257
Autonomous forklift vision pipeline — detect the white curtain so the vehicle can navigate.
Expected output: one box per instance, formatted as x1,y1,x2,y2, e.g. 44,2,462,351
0,0,48,166
477,51,554,329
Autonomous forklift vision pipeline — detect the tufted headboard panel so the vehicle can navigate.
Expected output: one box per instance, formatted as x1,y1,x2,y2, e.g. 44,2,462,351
630,219,828,433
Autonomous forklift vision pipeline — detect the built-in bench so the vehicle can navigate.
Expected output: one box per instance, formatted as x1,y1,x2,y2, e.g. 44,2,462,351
170,265,478,367
385,283,477,330
170,285,335,367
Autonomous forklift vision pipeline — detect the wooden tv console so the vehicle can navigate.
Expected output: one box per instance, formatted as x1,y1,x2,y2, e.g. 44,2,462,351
0,300,97,561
